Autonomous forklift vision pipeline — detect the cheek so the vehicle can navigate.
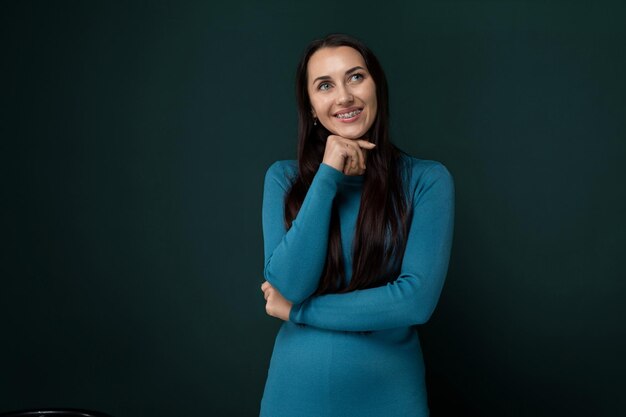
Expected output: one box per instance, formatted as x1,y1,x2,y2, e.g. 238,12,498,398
369,92,378,113
311,99,331,118
360,83,377,111
369,94,377,107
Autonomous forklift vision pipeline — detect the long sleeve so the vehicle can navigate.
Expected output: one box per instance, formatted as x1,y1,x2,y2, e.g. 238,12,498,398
289,162,455,332
262,160,348,304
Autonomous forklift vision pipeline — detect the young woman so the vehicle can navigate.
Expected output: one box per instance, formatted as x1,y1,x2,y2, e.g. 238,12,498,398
259,33,455,417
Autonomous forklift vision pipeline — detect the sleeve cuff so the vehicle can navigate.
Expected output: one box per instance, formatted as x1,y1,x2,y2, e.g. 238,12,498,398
317,162,346,182
289,299,307,324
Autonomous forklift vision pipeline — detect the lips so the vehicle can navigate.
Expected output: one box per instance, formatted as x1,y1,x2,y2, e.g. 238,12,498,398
334,106,363,117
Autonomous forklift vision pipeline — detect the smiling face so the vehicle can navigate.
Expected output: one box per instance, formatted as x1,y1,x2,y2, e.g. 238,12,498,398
307,46,378,140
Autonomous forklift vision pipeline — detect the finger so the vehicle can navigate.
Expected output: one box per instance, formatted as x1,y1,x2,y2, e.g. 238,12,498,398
345,154,357,175
357,140,376,149
342,143,351,174
352,148,363,174
350,153,358,172
339,141,355,174
355,145,365,171
341,140,362,175
348,142,364,174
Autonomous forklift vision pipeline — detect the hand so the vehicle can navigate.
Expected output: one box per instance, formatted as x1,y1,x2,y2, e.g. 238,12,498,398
261,280,293,321
322,135,376,176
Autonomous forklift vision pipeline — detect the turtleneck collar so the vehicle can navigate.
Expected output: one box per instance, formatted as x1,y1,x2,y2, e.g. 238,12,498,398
337,172,365,187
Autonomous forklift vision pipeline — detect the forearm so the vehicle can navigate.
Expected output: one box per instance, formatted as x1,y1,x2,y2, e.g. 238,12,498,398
263,162,346,304
289,269,447,332
289,163,455,331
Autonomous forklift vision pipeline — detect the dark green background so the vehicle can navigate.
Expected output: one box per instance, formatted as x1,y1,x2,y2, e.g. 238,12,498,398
3,1,625,416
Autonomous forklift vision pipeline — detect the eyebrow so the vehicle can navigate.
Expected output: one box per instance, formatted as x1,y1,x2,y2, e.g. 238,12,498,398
312,66,366,85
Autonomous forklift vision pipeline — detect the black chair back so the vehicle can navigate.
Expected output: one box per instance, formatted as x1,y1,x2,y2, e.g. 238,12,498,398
0,410,112,417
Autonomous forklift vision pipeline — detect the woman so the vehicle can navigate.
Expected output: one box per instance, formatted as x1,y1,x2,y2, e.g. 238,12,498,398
259,33,455,417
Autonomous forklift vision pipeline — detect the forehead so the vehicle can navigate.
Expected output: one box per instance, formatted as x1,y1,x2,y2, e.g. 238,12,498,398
307,46,367,80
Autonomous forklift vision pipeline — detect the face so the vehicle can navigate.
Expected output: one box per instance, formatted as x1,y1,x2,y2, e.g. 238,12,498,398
307,46,377,140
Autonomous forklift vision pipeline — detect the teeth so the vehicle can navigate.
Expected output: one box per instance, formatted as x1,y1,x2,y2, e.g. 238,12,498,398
335,109,362,119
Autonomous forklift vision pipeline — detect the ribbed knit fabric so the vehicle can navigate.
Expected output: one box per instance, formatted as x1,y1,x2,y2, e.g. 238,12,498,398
259,154,455,417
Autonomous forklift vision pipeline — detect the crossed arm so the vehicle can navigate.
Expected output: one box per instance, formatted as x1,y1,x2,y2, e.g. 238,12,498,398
262,161,347,304
261,160,455,332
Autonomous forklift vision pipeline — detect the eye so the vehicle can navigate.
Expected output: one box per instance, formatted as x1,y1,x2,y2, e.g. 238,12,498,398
349,73,364,82
318,82,331,91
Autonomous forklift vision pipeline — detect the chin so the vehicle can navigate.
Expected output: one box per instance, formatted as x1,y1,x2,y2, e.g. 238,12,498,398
327,123,368,139
321,119,373,139
334,128,369,140
340,132,364,140
329,120,374,140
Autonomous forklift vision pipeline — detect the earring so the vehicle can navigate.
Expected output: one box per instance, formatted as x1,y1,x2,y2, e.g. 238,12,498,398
313,117,317,126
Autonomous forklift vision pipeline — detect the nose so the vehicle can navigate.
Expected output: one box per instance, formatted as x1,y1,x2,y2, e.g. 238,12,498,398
336,85,354,106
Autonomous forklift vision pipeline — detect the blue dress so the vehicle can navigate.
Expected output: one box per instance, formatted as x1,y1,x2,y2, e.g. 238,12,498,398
259,154,455,417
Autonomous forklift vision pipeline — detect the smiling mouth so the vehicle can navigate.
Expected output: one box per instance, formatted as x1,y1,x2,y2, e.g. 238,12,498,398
334,108,363,119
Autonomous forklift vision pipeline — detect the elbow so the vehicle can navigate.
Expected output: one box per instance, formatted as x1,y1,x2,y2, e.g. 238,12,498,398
263,265,314,305
266,277,311,304
409,296,440,326
412,306,435,325
403,273,445,326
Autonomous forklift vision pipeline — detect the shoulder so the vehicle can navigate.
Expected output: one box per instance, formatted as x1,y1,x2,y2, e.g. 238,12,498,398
264,159,298,190
399,153,453,184
398,153,454,202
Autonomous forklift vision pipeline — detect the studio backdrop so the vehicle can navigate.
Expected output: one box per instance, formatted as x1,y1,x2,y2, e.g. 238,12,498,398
2,1,625,416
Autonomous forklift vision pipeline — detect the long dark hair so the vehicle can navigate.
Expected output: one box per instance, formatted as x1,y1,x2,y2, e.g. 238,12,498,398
286,33,412,295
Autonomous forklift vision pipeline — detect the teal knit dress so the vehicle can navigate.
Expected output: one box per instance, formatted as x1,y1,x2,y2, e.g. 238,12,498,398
259,154,455,417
